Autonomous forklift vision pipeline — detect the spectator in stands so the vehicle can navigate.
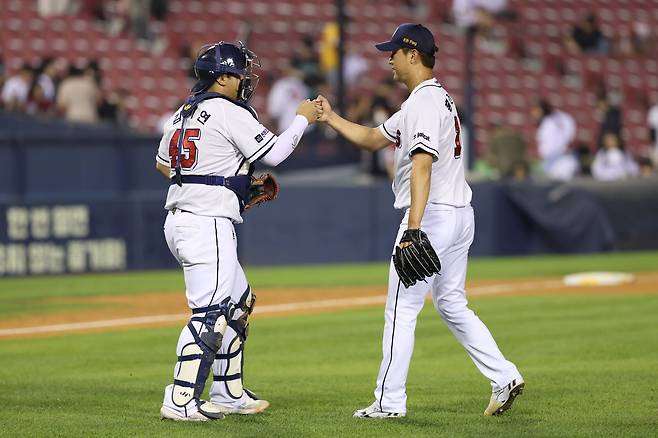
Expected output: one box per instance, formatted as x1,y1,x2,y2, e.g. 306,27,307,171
34,58,59,106
510,161,530,181
56,64,100,123
573,142,594,176
403,0,429,21
596,94,622,150
127,0,168,53
452,0,512,30
26,81,54,116
129,0,150,41
648,100,658,165
319,21,340,84
150,0,169,21
566,13,609,55
291,35,321,83
98,88,130,127
486,121,529,180
636,156,655,177
618,18,653,57
83,0,107,22
452,0,516,54
37,0,74,16
531,99,578,181
0,59,5,102
591,132,639,181
344,45,370,88
267,64,311,133
1,63,34,112
343,79,398,178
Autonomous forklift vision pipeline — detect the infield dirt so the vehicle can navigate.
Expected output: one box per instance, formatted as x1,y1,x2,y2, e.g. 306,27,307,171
3,272,658,339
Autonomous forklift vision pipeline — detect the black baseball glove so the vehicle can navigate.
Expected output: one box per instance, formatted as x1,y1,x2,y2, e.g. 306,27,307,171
393,229,441,288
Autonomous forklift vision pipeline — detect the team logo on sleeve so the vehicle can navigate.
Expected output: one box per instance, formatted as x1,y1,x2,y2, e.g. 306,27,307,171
254,128,270,143
414,132,430,142
395,129,401,148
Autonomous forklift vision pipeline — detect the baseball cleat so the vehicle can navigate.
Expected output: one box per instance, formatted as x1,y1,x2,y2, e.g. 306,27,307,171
160,400,225,421
484,377,525,416
213,397,270,415
353,402,405,419
212,390,269,415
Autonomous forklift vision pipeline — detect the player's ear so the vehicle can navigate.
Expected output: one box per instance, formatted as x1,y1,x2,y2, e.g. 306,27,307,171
410,49,418,64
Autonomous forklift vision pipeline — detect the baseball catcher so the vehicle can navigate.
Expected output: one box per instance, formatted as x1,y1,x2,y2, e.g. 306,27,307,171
155,40,319,421
393,229,441,288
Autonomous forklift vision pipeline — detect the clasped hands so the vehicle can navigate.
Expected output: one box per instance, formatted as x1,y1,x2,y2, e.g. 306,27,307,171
295,95,333,124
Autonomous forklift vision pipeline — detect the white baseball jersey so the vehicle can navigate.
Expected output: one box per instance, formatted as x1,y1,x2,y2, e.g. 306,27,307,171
369,83,520,417
378,78,472,209
156,98,277,223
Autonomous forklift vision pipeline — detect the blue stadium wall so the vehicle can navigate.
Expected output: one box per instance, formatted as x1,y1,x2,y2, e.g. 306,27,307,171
1,116,658,276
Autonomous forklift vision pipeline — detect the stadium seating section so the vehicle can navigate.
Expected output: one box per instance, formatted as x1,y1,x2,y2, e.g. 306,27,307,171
2,0,657,156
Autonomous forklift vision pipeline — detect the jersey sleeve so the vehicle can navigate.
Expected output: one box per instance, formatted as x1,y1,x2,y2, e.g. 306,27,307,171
405,99,441,161
156,130,171,166
378,110,401,143
226,107,278,163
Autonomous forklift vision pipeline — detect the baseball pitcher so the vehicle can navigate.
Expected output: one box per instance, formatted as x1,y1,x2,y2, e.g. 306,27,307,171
316,23,524,418
155,41,318,421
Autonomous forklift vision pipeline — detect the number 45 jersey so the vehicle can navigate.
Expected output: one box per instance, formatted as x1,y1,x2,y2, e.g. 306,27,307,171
378,78,472,210
156,98,277,222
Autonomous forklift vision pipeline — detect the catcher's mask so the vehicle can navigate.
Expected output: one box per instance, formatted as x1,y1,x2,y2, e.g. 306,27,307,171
192,41,260,102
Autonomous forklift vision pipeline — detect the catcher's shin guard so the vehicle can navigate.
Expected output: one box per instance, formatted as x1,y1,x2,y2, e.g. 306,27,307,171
214,335,246,398
213,288,256,399
171,306,232,408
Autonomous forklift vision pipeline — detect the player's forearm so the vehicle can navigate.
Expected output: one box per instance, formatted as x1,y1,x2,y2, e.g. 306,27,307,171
156,161,171,178
408,153,433,229
327,112,385,151
260,115,309,167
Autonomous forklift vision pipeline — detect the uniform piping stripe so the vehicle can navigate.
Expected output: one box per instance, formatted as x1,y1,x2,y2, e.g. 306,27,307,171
207,219,221,308
157,153,170,163
382,123,396,140
234,158,247,176
258,144,276,161
414,84,443,94
246,134,276,161
410,141,439,156
379,279,401,411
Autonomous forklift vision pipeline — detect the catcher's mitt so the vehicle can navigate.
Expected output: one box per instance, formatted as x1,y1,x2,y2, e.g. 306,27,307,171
245,173,279,209
393,229,441,288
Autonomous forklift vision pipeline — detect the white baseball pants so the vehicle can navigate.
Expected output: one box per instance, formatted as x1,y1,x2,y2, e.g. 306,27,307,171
162,210,254,412
373,204,520,413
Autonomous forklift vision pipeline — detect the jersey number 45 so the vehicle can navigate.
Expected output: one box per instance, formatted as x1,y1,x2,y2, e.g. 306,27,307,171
169,128,200,169
453,116,462,159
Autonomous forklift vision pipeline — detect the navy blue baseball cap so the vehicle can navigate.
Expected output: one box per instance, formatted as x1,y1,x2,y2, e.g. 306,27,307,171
375,23,438,57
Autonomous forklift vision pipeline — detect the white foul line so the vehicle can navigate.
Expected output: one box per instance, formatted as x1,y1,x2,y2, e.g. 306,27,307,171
0,295,388,337
0,280,562,338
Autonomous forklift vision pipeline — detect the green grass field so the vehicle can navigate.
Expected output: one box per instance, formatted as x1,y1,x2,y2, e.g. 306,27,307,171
1,251,657,437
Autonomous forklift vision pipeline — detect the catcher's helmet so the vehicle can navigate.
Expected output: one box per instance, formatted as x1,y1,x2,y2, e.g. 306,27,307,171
192,41,260,102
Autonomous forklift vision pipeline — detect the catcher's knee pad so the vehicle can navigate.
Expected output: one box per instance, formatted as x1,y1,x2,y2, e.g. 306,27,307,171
172,304,234,407
231,287,256,341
